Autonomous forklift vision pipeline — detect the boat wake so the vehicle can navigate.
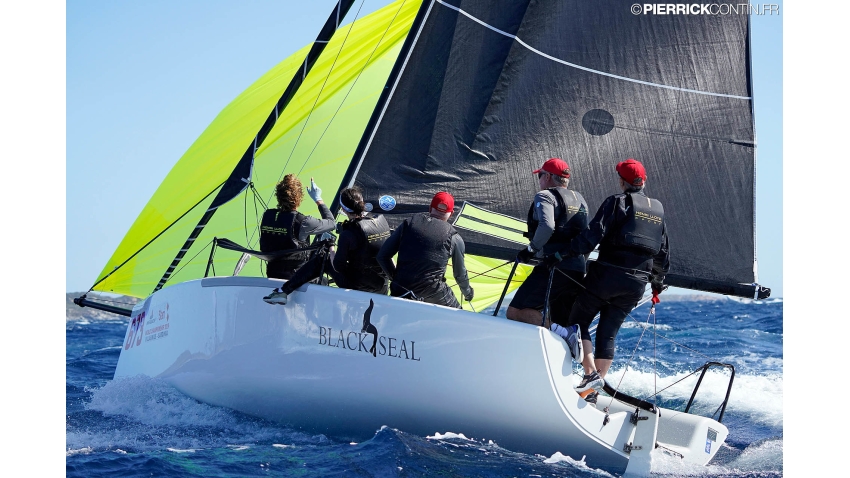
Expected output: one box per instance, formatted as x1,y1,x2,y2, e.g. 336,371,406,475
68,373,781,476
603,367,783,429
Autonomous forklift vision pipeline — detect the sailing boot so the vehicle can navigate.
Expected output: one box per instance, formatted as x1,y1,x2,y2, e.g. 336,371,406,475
263,288,289,305
575,371,604,396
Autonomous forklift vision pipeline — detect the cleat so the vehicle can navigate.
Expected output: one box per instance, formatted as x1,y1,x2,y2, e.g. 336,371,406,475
584,391,599,406
263,289,289,305
575,371,604,393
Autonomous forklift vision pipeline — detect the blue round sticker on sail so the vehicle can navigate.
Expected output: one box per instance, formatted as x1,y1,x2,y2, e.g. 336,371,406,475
378,195,396,211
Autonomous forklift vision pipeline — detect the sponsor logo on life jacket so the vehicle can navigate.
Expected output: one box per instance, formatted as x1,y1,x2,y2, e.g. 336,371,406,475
317,299,421,361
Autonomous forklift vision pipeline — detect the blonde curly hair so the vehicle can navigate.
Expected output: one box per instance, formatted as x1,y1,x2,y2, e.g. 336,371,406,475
275,174,303,211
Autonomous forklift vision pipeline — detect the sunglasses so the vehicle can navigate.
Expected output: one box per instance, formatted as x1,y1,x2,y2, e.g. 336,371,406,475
538,172,549,179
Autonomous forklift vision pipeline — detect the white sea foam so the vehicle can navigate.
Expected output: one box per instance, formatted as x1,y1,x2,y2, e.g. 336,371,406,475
603,367,783,428
543,452,614,476
272,444,293,449
69,376,305,452
427,431,473,441
86,376,236,427
167,448,199,453
66,447,93,456
650,439,783,475
725,439,783,471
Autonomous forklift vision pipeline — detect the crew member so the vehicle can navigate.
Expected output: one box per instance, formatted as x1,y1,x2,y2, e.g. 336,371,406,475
332,186,392,293
555,158,670,404
262,186,390,305
376,191,474,309
259,174,334,280
507,158,589,360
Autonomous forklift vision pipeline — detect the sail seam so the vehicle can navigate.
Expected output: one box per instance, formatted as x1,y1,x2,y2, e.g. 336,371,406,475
435,0,750,100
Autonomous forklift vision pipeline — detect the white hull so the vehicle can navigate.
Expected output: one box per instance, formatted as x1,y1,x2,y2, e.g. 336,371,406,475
116,276,727,475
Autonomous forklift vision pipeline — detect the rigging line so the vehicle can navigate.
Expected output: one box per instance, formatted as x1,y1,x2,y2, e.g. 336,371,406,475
155,1,359,294
296,0,411,177
603,304,655,409
267,0,368,206
243,183,268,250
343,0,436,191
552,265,718,362
85,182,224,292
434,0,751,100
247,184,266,249
641,367,704,400
653,301,658,408
169,239,215,283
422,259,513,304
441,259,513,288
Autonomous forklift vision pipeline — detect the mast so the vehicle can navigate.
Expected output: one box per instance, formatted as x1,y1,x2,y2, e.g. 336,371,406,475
330,0,433,216
153,0,357,293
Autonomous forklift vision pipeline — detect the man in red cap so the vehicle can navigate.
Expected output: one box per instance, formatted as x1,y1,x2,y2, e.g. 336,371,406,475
507,158,590,362
549,158,669,405
376,191,474,308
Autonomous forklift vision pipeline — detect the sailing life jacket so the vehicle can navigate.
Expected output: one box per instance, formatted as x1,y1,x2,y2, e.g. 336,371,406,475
598,192,665,271
525,187,588,271
340,214,391,291
393,213,456,292
259,209,310,279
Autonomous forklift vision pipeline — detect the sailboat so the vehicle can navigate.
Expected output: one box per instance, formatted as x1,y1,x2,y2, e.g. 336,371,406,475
74,0,770,475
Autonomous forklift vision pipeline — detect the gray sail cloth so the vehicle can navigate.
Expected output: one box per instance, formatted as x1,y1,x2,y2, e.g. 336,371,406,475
341,0,761,296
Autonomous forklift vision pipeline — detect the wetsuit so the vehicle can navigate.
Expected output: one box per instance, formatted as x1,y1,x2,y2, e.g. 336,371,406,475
376,213,472,309
564,190,669,360
260,202,335,280
509,187,589,326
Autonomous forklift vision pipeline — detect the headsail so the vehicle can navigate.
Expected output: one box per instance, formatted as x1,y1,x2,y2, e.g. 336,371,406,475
92,0,423,298
341,0,768,298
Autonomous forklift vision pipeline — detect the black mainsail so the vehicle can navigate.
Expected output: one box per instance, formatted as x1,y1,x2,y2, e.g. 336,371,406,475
339,0,768,298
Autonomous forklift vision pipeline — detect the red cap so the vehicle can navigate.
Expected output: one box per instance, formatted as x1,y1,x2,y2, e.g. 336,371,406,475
430,191,455,213
616,158,646,186
532,158,570,178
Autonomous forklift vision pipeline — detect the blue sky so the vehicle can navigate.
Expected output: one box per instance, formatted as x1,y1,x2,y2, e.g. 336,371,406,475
63,0,782,296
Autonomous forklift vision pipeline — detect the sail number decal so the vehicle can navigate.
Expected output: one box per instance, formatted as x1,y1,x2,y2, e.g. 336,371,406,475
124,303,170,350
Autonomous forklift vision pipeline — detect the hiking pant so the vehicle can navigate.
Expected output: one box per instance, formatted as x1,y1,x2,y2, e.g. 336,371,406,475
568,261,647,360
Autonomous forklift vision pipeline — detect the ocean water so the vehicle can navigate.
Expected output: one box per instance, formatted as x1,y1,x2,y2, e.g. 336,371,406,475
66,296,783,477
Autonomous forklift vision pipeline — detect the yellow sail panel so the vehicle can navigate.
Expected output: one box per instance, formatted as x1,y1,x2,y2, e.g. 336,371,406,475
449,256,532,313
94,0,422,297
